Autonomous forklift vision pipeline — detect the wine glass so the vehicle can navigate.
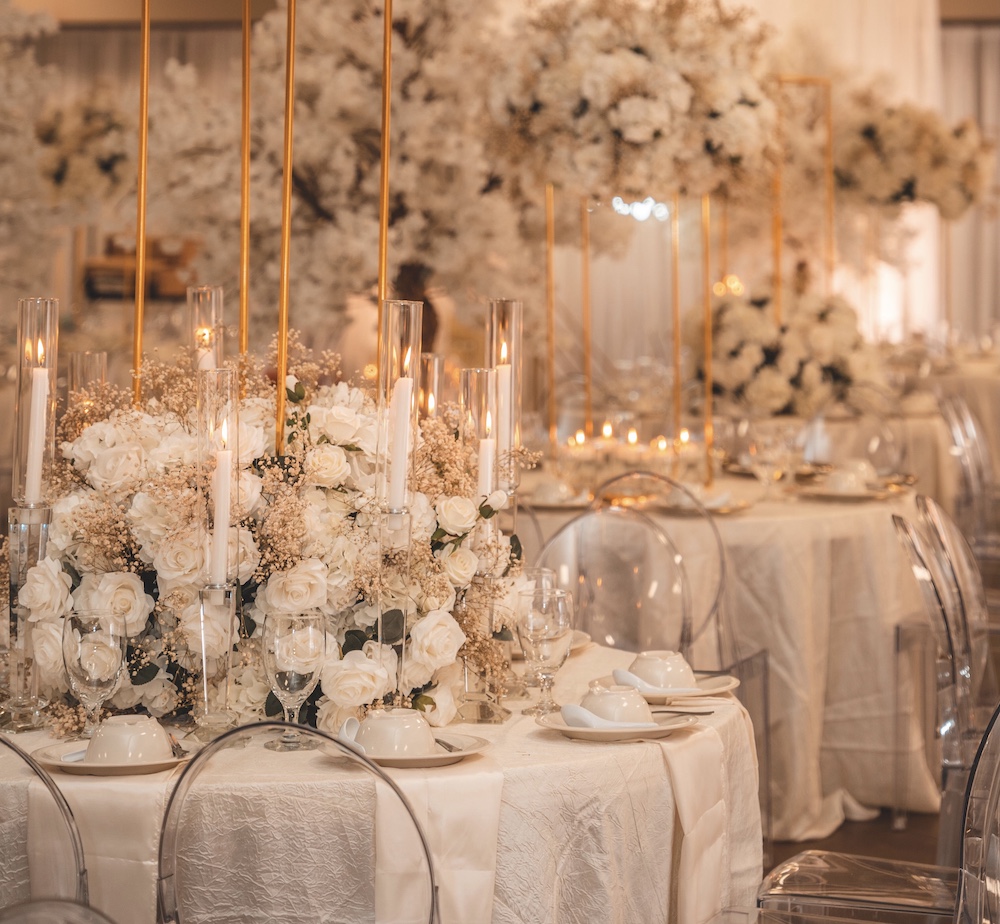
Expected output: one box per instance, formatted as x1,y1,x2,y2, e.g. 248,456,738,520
747,425,790,501
517,567,558,690
262,613,326,752
516,587,574,717
62,611,127,739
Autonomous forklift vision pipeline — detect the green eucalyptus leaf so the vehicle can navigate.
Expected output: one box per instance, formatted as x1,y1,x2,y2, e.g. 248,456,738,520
131,662,160,685
479,503,497,519
381,609,405,644
493,626,514,642
342,629,368,654
412,693,436,712
264,691,284,717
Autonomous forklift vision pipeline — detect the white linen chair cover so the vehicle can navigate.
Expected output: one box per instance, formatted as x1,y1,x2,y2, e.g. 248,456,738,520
0,900,116,923
0,737,89,908
758,695,1000,923
535,504,690,655
589,469,732,668
156,722,439,924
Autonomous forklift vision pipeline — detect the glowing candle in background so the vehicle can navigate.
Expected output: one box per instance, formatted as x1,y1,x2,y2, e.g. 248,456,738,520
23,341,48,506
478,410,495,499
210,419,232,585
388,375,413,511
495,350,513,473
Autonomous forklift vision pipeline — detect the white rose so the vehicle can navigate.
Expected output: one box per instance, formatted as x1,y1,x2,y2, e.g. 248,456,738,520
152,527,206,595
87,442,147,493
230,664,271,722
315,696,360,736
90,571,155,636
271,623,326,672
109,674,143,710
237,419,267,466
78,635,124,683
304,444,352,488
483,490,508,513
234,528,261,584
238,470,264,514
438,546,479,588
178,598,233,660
436,497,480,536
420,661,464,728
138,675,179,717
31,620,68,690
147,424,198,471
20,558,72,622
408,610,466,678
261,559,329,614
308,404,362,445
321,649,391,708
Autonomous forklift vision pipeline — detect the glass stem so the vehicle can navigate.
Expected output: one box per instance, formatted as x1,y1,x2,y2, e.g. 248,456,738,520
538,675,554,709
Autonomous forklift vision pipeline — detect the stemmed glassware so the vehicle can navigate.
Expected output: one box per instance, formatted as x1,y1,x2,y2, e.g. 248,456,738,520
517,567,557,690
262,613,326,752
516,587,574,717
747,424,791,501
62,611,127,739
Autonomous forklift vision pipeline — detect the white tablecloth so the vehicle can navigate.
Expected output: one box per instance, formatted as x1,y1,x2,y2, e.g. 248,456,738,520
0,645,762,924
533,478,941,842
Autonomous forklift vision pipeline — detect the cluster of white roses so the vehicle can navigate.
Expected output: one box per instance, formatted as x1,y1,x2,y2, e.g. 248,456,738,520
20,374,515,730
689,290,887,418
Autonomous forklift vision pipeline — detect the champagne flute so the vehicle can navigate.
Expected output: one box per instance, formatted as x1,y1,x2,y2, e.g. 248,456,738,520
62,611,127,739
516,587,574,717
262,613,326,752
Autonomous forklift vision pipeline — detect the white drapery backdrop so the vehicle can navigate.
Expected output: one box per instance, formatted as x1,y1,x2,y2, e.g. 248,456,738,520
942,25,1000,342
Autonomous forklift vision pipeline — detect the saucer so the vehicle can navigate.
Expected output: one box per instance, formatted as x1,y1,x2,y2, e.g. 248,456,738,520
536,712,697,742
33,740,190,776
600,672,740,705
362,733,490,768
795,486,890,503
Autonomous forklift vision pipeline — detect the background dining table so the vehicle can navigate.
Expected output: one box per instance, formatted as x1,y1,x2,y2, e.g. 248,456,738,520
530,476,941,842
0,645,762,924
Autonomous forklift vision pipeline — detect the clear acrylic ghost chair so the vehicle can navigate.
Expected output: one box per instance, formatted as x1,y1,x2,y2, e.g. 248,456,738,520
157,722,439,924
0,737,89,909
831,384,909,479
892,514,979,866
589,470,731,668
0,901,116,923
535,504,690,654
758,695,1000,923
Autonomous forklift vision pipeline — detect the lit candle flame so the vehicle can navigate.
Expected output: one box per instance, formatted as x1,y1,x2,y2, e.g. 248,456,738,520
680,428,690,444
500,341,508,363
601,421,613,439
220,418,229,448
402,346,413,374
627,428,638,445
427,393,436,414
195,326,213,348
655,435,668,452
574,429,586,446
485,409,492,436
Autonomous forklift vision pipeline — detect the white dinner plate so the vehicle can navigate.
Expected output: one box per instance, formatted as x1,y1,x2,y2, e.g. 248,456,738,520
598,672,741,704
512,630,591,661
795,487,890,503
33,741,190,776
363,734,490,769
535,712,698,742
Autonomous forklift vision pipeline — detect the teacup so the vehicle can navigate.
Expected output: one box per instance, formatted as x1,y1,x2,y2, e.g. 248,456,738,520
627,650,697,690
581,682,653,723
86,715,174,764
354,707,436,757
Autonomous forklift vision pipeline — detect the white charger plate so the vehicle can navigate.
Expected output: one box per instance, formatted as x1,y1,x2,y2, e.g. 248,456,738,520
600,673,740,705
536,712,697,742
364,733,490,769
33,741,189,776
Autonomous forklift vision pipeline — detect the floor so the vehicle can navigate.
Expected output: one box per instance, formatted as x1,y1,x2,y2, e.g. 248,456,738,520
769,809,940,872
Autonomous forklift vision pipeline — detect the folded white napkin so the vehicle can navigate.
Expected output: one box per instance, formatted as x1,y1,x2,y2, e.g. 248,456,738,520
658,726,727,924
375,758,503,924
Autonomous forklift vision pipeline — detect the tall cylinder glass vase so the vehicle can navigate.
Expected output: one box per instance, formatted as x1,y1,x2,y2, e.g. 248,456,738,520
486,298,523,499
191,585,238,741
5,506,51,730
188,285,225,370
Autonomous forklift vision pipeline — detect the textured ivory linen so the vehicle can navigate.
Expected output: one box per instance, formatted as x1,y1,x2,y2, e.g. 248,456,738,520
3,645,761,924
535,480,942,841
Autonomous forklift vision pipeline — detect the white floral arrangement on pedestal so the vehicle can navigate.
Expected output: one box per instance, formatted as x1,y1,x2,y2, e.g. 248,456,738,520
487,0,778,201
833,85,995,221
686,290,887,418
5,342,520,734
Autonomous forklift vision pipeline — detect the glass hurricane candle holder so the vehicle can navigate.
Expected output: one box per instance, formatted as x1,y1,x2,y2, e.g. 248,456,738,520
418,353,445,419
486,297,523,496
198,369,240,586
375,300,422,516
12,297,59,507
188,285,225,371
67,350,107,397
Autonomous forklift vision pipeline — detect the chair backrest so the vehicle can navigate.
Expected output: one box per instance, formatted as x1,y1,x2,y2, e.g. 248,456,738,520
0,738,88,909
916,495,1000,728
589,469,731,668
892,514,974,772
938,394,989,540
0,900,115,923
956,700,1000,924
157,722,439,924
536,504,690,655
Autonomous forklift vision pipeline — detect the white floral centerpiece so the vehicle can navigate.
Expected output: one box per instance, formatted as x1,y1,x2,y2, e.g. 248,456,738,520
7,341,520,733
686,290,887,418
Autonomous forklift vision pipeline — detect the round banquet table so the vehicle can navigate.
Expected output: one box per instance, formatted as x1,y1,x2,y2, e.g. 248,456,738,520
530,476,941,842
0,645,762,924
